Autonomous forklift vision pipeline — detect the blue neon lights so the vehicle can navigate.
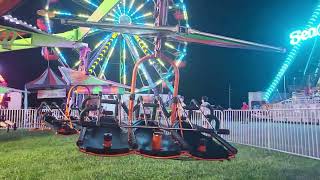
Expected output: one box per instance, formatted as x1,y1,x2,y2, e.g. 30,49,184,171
264,3,320,101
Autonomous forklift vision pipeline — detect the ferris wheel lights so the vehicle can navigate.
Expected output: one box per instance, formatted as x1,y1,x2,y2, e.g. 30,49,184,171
53,11,73,16
127,0,135,14
133,12,152,20
78,14,90,18
164,42,175,50
144,23,154,27
74,60,81,67
157,59,165,67
130,3,145,17
46,0,188,89
105,17,115,22
117,4,123,15
83,0,98,8
108,12,116,18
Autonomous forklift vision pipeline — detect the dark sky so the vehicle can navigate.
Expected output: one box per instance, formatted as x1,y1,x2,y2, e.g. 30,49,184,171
0,0,318,108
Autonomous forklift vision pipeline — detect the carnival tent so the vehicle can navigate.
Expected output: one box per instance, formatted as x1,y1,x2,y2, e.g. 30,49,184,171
24,67,67,109
25,67,67,90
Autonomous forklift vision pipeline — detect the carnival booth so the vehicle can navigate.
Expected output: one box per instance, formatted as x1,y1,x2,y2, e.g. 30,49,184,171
0,74,25,109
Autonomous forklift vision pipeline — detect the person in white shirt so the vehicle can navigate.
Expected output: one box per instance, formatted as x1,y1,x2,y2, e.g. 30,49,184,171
200,96,211,116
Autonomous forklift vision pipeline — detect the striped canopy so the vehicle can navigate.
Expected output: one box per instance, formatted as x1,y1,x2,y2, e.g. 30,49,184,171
25,67,67,90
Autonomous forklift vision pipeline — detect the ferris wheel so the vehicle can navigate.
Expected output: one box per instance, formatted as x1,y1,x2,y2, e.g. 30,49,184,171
40,0,189,92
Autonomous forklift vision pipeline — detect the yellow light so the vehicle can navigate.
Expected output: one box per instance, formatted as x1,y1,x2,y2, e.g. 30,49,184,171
105,17,115,22
144,12,153,17
144,23,154,27
74,60,81,67
108,13,116,18
128,0,135,12
136,4,144,11
134,12,153,20
165,42,175,49
78,14,90,18
131,3,145,16
184,11,188,20
157,58,165,67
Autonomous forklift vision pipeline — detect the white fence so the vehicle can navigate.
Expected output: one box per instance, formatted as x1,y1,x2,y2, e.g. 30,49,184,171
0,109,39,129
221,109,320,160
190,110,223,128
0,108,319,160
0,109,80,129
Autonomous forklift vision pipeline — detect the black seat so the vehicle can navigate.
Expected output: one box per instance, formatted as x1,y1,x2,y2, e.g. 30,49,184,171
133,120,181,158
77,117,131,156
174,121,237,160
43,114,77,135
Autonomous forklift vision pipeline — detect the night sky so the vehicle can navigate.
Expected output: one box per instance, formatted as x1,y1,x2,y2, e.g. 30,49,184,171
0,0,318,108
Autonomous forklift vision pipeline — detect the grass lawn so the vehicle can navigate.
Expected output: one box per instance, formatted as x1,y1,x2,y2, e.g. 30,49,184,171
0,130,319,180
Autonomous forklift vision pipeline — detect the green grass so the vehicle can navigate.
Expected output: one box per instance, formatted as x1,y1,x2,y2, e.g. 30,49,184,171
0,130,319,180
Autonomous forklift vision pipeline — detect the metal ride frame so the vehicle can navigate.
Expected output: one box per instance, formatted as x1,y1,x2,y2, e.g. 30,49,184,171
128,53,179,125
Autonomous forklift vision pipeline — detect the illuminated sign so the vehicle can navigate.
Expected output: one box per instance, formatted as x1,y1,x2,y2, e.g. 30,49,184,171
290,24,320,45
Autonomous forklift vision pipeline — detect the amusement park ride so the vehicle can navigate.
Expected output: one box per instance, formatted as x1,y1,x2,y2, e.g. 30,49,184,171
0,0,285,160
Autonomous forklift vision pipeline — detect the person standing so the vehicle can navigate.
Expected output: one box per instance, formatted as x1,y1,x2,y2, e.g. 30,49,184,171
200,96,211,116
241,102,249,110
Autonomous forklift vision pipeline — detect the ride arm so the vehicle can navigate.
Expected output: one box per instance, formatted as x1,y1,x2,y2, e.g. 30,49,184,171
157,97,171,118
121,102,129,115
171,28,286,53
0,0,119,52
0,25,87,53
61,20,285,53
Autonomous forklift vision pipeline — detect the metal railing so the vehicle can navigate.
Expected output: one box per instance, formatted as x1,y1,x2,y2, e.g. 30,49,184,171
0,109,38,129
272,95,320,109
0,109,80,129
220,109,320,160
190,110,223,128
